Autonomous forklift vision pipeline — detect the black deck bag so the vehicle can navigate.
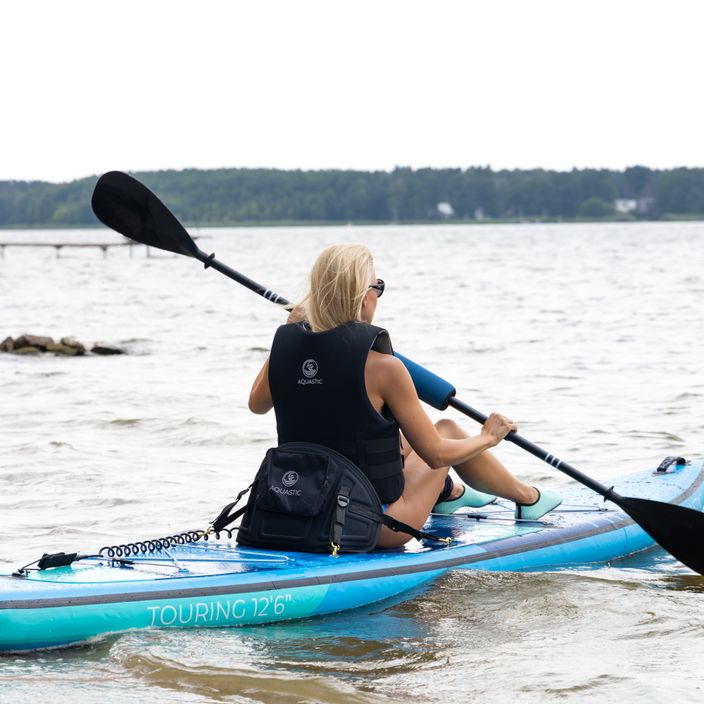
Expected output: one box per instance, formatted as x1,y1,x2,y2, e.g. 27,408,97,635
229,442,445,555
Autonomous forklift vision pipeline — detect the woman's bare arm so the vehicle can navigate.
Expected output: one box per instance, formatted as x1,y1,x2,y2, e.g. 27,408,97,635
371,354,514,468
249,309,306,415
249,357,273,414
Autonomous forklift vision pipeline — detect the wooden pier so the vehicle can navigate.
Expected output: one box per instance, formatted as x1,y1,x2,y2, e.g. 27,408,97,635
0,241,175,259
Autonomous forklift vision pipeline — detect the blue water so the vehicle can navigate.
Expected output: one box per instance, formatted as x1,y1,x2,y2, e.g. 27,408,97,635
1,222,703,702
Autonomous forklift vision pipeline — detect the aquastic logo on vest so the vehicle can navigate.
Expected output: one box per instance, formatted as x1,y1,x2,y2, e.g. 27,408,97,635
298,358,323,385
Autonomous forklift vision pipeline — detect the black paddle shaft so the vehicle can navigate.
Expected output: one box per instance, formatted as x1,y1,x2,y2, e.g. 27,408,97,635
195,251,291,308
448,398,621,501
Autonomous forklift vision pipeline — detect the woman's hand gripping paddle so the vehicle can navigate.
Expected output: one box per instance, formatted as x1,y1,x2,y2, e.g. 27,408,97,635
91,171,704,576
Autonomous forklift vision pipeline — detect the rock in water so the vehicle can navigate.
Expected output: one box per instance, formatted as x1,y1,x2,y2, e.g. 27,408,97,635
60,337,86,355
1,335,124,356
46,343,79,356
13,335,55,351
91,343,125,355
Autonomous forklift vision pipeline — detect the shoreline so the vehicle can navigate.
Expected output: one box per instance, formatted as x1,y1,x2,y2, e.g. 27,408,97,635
2,214,704,231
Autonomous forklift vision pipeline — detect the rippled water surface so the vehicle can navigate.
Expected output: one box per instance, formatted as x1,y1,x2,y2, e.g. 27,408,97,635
1,223,703,702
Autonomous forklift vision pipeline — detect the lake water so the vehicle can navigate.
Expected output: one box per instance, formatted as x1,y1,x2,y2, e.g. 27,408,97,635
1,222,703,703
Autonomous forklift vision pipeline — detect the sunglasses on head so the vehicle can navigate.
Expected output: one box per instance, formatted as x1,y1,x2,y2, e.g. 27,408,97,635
368,278,385,298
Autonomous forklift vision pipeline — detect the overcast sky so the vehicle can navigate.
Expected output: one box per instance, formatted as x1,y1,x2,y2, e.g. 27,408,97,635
2,0,703,182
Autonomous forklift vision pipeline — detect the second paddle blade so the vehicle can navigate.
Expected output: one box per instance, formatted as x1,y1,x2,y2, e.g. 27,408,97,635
618,495,704,575
91,171,198,257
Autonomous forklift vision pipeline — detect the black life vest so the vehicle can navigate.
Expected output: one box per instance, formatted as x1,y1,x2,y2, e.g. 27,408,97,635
268,321,405,504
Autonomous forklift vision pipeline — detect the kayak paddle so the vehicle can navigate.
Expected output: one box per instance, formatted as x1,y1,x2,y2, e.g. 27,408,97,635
91,171,704,576
91,171,291,308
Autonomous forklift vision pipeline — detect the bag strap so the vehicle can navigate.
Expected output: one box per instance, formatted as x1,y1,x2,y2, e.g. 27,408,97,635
345,502,452,548
331,486,352,557
381,515,452,546
209,483,253,534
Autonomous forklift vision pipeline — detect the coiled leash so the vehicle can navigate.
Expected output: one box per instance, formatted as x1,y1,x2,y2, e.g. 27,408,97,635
12,485,254,576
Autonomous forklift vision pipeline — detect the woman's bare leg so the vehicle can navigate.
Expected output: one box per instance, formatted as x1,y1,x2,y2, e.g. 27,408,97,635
434,419,537,504
378,421,538,548
377,450,450,548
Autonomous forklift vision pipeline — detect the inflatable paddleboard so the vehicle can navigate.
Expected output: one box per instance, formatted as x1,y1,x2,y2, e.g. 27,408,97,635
1,459,702,652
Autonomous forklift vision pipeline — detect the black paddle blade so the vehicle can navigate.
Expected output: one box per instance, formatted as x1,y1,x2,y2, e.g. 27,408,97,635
91,171,198,257
618,495,704,575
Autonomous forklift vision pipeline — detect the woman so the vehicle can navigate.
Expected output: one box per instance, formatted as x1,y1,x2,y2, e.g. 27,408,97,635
249,244,561,548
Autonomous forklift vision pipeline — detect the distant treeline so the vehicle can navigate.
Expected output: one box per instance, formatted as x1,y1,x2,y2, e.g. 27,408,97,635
2,165,704,226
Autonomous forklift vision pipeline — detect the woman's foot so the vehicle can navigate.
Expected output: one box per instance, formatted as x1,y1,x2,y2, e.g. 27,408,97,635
433,483,496,513
514,487,562,520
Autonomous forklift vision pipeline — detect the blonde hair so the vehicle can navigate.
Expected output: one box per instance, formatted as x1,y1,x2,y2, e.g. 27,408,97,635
301,244,375,332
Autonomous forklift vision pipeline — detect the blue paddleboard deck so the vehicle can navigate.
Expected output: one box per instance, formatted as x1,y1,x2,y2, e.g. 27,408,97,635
1,459,702,652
